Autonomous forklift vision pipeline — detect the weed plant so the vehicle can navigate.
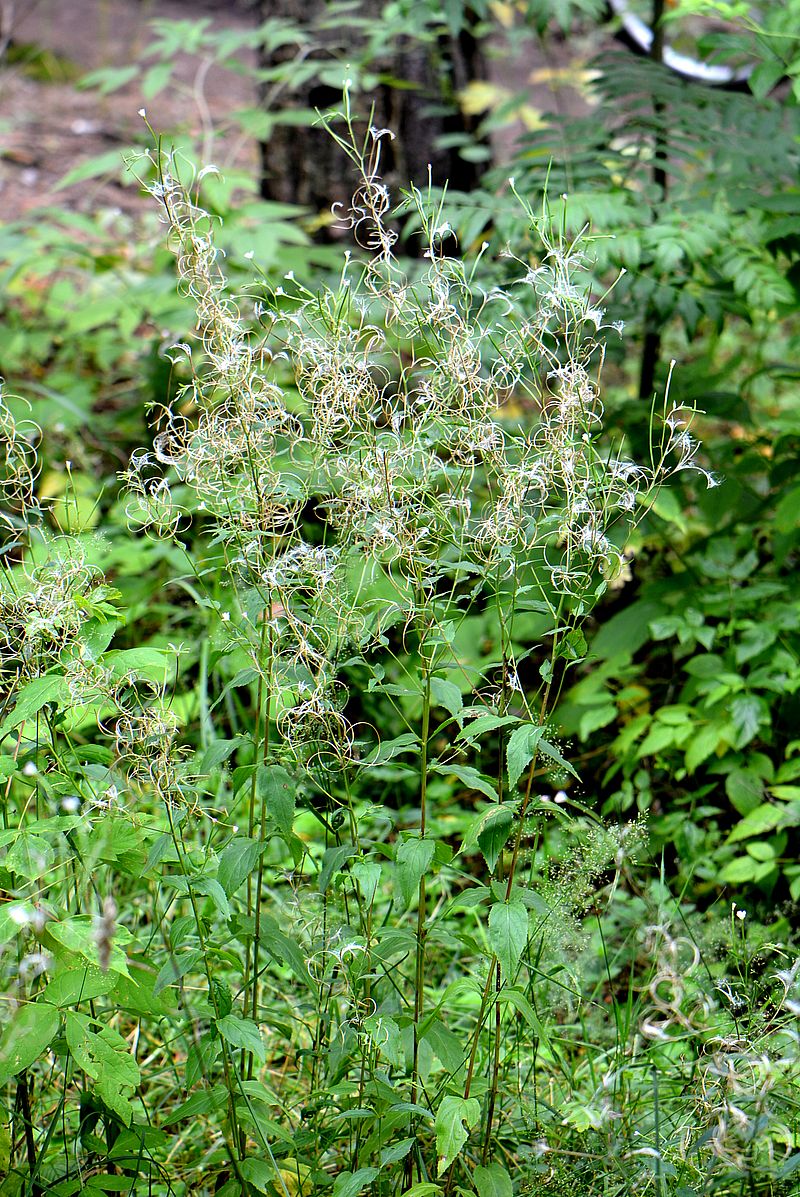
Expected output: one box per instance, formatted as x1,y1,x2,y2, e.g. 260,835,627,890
0,101,798,1197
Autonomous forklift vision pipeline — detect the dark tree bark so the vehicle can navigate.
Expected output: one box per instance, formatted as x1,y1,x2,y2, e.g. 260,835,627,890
255,0,487,221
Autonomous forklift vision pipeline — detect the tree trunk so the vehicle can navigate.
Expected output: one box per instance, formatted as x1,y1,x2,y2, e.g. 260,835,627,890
255,0,487,222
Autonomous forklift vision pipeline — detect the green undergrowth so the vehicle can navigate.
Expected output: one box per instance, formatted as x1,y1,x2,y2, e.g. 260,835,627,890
0,104,798,1197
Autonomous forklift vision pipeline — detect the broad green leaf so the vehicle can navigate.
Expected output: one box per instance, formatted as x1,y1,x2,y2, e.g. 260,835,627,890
154,951,203,995
45,915,131,976
396,837,435,907
728,803,792,843
435,1095,480,1176
162,1084,228,1125
198,738,240,773
238,1158,278,1195
65,1011,139,1125
477,807,513,873
380,1138,415,1166
319,844,356,894
105,647,172,684
216,1015,266,1063
474,1163,513,1197
352,861,381,905
5,833,54,881
332,1168,380,1197
719,856,776,885
423,1017,464,1074
363,1013,404,1068
488,901,528,977
0,674,65,738
506,723,544,790
259,916,315,989
218,836,264,897
43,966,117,1007
191,877,231,921
685,722,728,773
364,733,420,765
432,763,499,802
456,713,519,746
430,676,463,717
0,1002,59,1084
730,694,768,749
726,768,764,815
257,763,296,840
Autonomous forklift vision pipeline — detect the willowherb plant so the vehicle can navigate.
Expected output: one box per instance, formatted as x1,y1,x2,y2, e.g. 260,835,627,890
114,99,726,1190
0,102,745,1197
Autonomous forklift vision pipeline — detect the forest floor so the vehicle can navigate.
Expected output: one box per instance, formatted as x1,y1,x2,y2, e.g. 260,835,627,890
1,0,593,223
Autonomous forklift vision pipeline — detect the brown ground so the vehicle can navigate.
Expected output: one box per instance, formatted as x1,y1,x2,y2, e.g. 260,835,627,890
0,0,592,222
1,0,258,219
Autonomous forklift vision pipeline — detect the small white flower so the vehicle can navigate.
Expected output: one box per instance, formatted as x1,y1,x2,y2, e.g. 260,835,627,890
22,762,38,777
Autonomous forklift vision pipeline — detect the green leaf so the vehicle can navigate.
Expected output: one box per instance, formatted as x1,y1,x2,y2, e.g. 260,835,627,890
396,837,435,907
259,916,315,989
422,1016,464,1074
455,713,519,746
474,1163,513,1197
218,836,264,898
728,803,791,843
435,1095,480,1176
216,1015,266,1063
43,966,117,1007
719,856,775,884
319,844,356,894
0,1002,59,1084
0,674,65,738
488,901,528,977
332,1168,380,1197
477,807,514,873
380,1138,415,1166
65,1011,139,1125
730,694,767,749
238,1159,277,1195
430,676,463,717
363,1012,404,1068
431,763,498,802
256,763,296,840
105,647,172,685
506,723,543,790
199,738,240,773
162,1084,228,1126
685,723,728,773
364,733,420,765
538,738,579,779
55,147,132,190
726,769,764,815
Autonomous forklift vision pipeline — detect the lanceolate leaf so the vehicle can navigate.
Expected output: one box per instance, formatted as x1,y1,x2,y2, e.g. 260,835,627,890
506,723,543,790
488,900,529,977
396,836,435,907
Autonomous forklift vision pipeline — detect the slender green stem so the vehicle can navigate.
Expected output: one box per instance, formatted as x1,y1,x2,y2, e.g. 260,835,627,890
410,651,432,1112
